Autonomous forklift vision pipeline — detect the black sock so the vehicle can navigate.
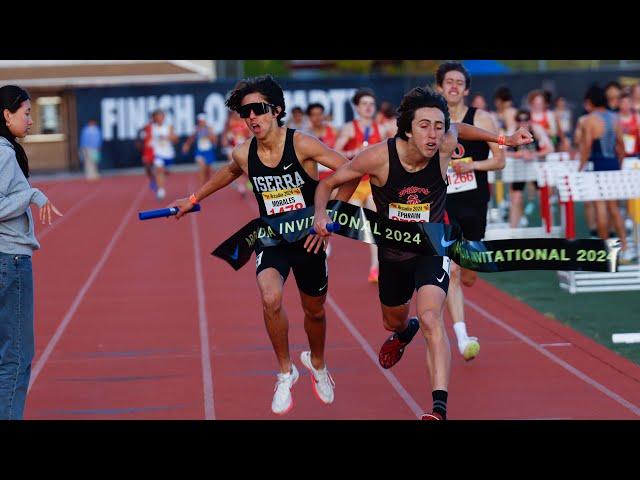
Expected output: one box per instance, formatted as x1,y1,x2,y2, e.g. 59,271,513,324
432,390,448,419
397,317,420,343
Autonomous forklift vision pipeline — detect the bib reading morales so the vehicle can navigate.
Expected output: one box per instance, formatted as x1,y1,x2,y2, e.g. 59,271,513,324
262,188,306,215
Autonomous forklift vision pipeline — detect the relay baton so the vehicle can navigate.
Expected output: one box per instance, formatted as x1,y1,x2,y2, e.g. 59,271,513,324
138,204,201,220
309,222,340,235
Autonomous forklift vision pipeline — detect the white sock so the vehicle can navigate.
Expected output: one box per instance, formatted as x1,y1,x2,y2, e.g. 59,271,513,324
453,321,469,347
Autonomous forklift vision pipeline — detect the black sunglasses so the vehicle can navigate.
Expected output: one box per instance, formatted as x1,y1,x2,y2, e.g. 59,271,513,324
237,102,276,118
517,117,530,122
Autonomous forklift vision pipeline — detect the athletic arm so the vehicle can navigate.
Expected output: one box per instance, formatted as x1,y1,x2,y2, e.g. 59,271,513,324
579,118,593,171
172,145,245,218
334,123,357,159
614,120,626,164
457,110,506,174
456,121,533,148
532,124,554,156
169,126,179,143
181,133,196,153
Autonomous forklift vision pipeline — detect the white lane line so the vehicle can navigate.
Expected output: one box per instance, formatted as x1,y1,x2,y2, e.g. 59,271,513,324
326,294,424,418
540,343,572,348
38,186,105,241
465,299,640,417
28,187,146,391
612,333,640,344
190,198,216,420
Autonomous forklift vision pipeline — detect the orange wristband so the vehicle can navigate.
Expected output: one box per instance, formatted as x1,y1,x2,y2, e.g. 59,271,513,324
189,193,198,205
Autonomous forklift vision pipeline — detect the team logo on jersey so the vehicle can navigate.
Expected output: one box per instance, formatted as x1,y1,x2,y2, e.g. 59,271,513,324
398,186,430,198
452,143,466,159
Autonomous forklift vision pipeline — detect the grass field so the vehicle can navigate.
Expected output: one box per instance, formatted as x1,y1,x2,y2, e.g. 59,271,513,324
480,193,640,365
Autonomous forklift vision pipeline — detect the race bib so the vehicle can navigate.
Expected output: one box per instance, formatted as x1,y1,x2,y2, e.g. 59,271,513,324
447,157,477,194
197,136,212,151
623,134,636,155
262,188,306,216
389,203,430,222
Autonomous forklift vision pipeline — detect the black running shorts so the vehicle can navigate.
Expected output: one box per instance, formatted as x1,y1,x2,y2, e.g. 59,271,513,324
445,202,488,241
378,254,451,307
255,241,328,297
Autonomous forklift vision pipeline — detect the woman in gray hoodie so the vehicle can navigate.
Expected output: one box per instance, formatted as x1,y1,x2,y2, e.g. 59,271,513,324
0,85,62,419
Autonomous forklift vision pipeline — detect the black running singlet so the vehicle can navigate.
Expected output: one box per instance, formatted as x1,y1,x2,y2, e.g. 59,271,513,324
372,137,447,261
248,128,318,218
447,107,491,205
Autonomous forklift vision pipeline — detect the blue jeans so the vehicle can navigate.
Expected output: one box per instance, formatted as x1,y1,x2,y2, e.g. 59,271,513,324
0,253,35,420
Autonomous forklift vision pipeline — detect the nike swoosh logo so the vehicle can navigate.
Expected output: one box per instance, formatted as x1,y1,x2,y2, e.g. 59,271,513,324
230,245,239,261
283,163,293,170
441,236,456,248
436,273,446,283
319,282,328,291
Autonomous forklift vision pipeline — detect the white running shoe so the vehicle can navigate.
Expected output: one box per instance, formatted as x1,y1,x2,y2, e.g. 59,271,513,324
156,187,166,200
271,364,299,415
459,337,480,361
300,351,335,405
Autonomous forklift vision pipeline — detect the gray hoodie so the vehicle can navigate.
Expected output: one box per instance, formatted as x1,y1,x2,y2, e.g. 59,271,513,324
0,136,48,256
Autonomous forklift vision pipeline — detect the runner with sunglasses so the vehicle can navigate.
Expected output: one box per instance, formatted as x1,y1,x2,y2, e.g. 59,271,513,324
171,75,358,416
309,86,533,419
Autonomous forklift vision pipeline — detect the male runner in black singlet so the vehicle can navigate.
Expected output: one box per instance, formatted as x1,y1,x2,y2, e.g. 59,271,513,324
173,75,358,416
309,86,532,419
436,61,506,362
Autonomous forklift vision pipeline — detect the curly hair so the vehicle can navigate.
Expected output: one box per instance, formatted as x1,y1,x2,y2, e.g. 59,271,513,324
225,75,286,126
396,86,450,140
435,61,471,90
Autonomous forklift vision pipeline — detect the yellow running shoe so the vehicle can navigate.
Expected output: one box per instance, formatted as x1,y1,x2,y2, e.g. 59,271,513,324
461,337,480,361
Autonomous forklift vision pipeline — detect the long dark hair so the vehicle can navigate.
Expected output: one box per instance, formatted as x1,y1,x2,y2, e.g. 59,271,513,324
0,85,31,178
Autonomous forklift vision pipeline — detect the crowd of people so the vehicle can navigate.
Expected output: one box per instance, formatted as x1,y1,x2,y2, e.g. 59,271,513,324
4,65,638,420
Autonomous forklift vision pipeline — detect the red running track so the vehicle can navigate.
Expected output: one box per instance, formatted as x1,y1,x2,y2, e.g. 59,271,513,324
24,172,640,419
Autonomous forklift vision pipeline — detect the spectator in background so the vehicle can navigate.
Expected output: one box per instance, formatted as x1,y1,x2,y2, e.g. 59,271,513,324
630,84,640,113
553,96,573,152
150,109,178,200
508,108,554,228
306,103,336,149
573,97,599,236
528,89,565,150
376,101,398,138
285,106,309,131
306,102,338,256
335,88,385,283
306,102,337,185
493,85,517,135
1,85,63,419
578,85,630,260
79,119,102,181
182,113,219,186
222,110,252,197
470,92,487,110
136,113,157,193
618,93,640,158
604,81,622,112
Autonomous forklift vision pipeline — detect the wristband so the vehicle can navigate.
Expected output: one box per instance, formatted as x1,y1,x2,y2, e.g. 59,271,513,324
498,135,506,149
189,193,198,205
